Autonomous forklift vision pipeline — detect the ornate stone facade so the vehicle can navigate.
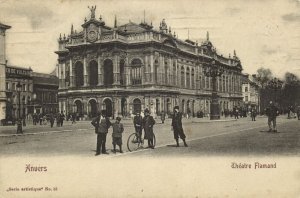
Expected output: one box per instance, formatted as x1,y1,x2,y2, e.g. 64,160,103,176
55,8,243,119
0,22,11,122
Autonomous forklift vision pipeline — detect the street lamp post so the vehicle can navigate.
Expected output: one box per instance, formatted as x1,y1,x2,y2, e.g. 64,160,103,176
16,82,23,133
203,59,224,120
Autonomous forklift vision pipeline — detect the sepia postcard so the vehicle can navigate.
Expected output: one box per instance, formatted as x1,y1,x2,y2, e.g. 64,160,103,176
0,0,300,197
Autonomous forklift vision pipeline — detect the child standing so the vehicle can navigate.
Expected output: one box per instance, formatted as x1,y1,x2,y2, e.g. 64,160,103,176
112,117,124,153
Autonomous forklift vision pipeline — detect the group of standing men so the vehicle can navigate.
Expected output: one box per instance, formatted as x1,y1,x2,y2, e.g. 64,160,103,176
91,106,188,156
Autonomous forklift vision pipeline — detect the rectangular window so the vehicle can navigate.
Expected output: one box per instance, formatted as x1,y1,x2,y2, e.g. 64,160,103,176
6,82,9,90
245,96,248,102
245,87,248,92
12,83,15,91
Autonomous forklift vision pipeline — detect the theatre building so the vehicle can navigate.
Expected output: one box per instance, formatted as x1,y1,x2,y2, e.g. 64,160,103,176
55,8,243,119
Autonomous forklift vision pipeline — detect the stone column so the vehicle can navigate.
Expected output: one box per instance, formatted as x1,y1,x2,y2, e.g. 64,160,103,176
83,55,88,86
184,66,187,88
97,56,103,86
144,55,149,83
113,97,118,118
113,55,120,85
125,57,130,85
69,58,74,87
150,54,154,83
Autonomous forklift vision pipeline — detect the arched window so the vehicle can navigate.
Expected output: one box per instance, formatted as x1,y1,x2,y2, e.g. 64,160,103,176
131,58,142,85
186,67,190,88
103,59,114,86
173,63,176,86
181,66,185,88
120,59,125,85
75,61,84,87
164,61,168,85
154,59,159,84
89,60,98,86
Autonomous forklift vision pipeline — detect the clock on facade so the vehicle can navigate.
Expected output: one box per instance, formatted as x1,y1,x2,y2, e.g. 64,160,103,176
88,30,97,42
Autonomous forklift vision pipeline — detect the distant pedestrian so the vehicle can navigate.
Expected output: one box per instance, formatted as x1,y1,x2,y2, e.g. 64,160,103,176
251,108,257,121
112,117,124,153
22,115,26,126
142,108,156,149
33,113,37,125
49,113,54,128
39,113,43,125
72,112,76,124
171,106,188,147
56,112,61,127
60,111,65,127
266,101,279,132
297,106,300,120
91,110,112,155
234,107,239,119
161,111,166,124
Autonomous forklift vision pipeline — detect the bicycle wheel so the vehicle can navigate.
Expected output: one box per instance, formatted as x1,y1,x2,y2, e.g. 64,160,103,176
127,133,140,152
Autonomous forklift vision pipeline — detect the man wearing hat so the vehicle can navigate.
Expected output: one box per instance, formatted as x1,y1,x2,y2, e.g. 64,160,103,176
133,111,143,143
171,106,188,147
142,108,156,148
91,110,112,155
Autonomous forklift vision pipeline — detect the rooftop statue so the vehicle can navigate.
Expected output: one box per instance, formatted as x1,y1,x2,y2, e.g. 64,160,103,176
88,5,96,19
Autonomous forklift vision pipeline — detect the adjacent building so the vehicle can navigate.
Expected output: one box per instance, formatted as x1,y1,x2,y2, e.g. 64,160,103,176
32,72,59,114
5,65,33,121
242,73,259,113
0,21,58,125
55,7,244,119
0,22,11,121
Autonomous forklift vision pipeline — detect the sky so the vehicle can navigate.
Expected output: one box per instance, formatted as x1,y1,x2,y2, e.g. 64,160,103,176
0,0,300,78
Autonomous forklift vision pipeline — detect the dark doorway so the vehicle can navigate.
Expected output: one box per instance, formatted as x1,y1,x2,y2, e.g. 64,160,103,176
75,100,83,116
103,59,113,86
89,60,98,86
103,98,113,117
121,97,127,117
167,98,171,115
133,98,141,114
156,99,160,114
88,99,98,118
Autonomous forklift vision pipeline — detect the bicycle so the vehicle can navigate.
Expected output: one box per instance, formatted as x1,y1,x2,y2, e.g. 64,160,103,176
127,132,156,152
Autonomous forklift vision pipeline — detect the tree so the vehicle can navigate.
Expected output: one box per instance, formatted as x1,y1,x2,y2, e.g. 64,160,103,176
281,72,300,111
255,67,273,114
256,67,273,88
284,72,299,84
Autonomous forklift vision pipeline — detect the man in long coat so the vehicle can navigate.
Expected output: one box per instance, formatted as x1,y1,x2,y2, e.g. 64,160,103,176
171,106,188,147
266,101,279,132
250,107,257,121
91,110,112,155
142,108,155,149
133,111,143,143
